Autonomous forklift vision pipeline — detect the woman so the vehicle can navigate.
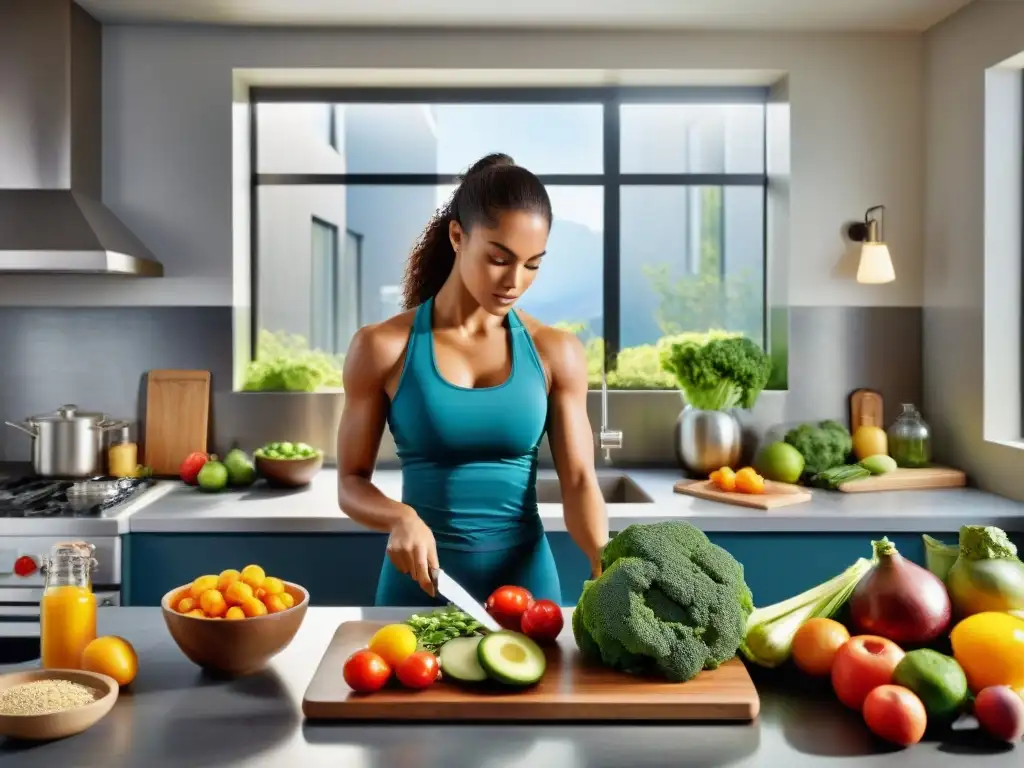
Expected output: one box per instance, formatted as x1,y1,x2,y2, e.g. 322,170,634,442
337,153,608,607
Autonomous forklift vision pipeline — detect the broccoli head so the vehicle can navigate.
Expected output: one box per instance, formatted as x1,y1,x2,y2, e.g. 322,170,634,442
572,521,754,682
783,419,852,476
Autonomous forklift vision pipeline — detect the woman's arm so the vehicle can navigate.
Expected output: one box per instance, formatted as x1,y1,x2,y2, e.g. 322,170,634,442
336,324,413,532
337,322,438,595
540,328,609,577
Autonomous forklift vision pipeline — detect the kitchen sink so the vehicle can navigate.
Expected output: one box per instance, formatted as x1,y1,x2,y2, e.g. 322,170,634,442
534,475,654,504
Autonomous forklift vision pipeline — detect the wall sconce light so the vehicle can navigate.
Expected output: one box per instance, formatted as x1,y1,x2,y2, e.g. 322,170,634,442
847,205,895,284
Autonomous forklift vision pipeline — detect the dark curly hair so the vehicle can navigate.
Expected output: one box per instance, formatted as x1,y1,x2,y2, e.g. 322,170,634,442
401,153,553,310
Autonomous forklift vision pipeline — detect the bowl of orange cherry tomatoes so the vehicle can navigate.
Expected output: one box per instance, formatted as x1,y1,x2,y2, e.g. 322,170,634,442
161,564,309,675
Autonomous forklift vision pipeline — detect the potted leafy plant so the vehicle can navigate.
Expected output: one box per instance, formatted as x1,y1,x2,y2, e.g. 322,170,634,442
659,336,772,475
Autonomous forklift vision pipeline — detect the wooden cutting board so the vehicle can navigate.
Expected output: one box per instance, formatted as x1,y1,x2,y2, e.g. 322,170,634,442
144,369,211,477
838,466,967,493
673,479,812,509
850,388,884,431
302,619,760,722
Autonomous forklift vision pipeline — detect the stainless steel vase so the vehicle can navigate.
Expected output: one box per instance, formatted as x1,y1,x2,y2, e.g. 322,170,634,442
675,406,743,476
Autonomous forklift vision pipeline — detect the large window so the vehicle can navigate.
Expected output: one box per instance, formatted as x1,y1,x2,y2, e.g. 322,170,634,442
249,87,769,391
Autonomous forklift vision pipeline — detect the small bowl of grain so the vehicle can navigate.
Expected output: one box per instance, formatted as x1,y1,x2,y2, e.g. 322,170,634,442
0,669,119,741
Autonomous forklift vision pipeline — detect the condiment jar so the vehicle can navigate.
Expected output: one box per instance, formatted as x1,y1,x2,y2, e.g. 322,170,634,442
887,403,932,468
40,542,97,670
107,424,138,478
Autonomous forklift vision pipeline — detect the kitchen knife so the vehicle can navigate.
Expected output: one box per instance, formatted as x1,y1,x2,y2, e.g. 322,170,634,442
429,567,502,633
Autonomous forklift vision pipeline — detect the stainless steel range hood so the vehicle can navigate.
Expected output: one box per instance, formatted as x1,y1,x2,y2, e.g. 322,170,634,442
0,0,163,277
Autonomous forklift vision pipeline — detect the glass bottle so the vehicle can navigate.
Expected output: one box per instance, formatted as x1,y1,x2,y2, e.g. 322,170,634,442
887,404,932,468
107,424,138,478
40,542,97,669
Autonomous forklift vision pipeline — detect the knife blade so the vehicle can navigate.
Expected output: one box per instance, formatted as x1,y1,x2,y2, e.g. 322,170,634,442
429,567,502,633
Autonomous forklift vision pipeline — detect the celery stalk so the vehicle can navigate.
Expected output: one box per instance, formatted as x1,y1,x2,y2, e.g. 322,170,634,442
739,557,872,669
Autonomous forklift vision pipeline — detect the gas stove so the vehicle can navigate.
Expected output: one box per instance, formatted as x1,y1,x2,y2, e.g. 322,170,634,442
0,476,155,518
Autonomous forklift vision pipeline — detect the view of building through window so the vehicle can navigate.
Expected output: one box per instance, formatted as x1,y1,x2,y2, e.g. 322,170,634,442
251,93,766,391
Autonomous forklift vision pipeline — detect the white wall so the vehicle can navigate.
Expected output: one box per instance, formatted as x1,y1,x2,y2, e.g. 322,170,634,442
924,0,1024,499
0,26,924,309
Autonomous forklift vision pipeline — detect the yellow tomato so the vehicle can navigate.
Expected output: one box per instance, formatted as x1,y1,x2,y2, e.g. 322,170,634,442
950,611,1024,692
368,623,418,667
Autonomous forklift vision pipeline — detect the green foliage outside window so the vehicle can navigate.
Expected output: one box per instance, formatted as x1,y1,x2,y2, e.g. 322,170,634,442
243,329,344,392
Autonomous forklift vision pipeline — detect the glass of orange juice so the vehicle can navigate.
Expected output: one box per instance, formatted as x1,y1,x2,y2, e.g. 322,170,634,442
40,541,98,669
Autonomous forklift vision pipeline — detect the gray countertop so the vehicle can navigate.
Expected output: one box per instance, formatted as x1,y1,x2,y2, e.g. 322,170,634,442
125,468,1024,534
0,607,1019,767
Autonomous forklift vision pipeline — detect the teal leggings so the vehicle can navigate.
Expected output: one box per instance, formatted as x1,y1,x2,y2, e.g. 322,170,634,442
374,534,563,608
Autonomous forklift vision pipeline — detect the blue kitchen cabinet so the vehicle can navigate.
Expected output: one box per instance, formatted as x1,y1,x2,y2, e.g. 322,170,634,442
122,532,590,607
122,530,1023,608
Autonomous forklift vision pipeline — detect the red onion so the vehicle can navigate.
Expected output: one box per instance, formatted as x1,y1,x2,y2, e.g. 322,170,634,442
849,538,952,644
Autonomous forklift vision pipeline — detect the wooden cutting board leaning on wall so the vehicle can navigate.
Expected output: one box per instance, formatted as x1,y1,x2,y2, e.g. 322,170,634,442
144,370,211,477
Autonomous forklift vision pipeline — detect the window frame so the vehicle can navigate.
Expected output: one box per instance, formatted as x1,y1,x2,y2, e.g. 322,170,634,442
309,215,341,354
249,85,782,389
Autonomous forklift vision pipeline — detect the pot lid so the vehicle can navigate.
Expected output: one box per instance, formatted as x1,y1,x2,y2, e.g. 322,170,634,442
28,404,106,424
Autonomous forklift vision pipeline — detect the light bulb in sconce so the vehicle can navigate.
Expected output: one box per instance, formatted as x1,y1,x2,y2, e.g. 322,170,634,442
847,205,895,284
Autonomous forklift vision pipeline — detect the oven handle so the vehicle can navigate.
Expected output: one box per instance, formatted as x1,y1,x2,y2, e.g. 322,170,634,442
0,589,120,612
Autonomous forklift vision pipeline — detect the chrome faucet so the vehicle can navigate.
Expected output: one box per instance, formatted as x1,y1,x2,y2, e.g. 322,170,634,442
597,367,623,463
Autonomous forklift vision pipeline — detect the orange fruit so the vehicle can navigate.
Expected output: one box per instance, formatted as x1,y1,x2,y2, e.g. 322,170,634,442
261,577,285,596
241,597,267,618
240,565,265,590
709,467,737,492
186,609,206,618
199,589,227,618
792,617,851,677
81,636,138,686
189,575,219,599
176,596,196,614
279,593,295,609
735,467,766,494
263,594,287,614
225,606,246,620
217,569,241,591
224,581,254,606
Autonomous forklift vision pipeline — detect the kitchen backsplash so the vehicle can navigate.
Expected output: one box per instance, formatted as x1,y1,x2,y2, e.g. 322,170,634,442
0,306,921,468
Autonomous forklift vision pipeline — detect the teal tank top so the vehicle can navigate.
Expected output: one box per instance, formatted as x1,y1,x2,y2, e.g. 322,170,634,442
387,296,549,551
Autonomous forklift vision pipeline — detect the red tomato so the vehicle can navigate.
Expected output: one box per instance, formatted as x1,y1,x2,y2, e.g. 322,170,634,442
831,635,905,710
485,586,534,630
179,451,210,485
343,650,392,693
862,685,927,746
520,599,564,643
395,651,440,689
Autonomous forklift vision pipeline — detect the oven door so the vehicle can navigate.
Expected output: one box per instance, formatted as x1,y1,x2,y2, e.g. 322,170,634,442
0,587,121,638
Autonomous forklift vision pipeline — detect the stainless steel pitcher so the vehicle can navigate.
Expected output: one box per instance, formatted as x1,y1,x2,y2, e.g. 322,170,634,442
5,404,126,477
675,406,743,476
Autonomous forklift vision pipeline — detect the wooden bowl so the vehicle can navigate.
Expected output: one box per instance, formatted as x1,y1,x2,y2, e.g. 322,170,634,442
0,669,119,741
255,453,323,487
161,581,309,676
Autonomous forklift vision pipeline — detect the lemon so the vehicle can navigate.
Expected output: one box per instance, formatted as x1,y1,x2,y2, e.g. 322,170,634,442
368,623,418,667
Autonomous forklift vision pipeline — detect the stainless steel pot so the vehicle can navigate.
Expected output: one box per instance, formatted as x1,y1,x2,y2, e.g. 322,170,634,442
675,406,743,476
5,404,126,477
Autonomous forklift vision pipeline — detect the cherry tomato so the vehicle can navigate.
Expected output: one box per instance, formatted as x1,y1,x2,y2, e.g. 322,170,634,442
343,649,392,693
862,685,927,746
831,635,905,710
485,586,534,630
520,599,564,643
395,651,440,689
791,618,850,677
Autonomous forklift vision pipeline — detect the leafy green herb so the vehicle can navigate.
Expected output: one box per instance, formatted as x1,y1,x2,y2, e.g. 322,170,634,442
405,607,484,653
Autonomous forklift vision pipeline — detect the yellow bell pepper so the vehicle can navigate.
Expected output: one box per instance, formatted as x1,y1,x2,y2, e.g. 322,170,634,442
950,611,1024,692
